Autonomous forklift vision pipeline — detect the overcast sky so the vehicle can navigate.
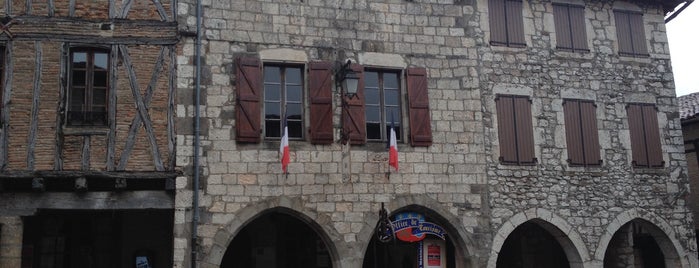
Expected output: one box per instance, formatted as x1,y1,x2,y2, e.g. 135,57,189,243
667,2,699,97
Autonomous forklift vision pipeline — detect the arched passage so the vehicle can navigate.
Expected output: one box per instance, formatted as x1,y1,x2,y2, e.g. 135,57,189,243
487,208,590,268
220,208,333,268
602,218,684,268
361,203,474,268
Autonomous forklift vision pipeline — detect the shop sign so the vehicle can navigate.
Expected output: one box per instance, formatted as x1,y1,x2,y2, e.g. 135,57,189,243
391,212,446,242
420,239,446,268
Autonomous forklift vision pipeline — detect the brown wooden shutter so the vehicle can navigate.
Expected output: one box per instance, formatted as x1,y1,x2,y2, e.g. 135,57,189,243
553,4,573,50
615,11,634,56
342,63,366,145
489,0,507,45
513,96,535,164
569,5,588,51
308,61,334,144
563,100,584,165
506,0,525,47
406,67,432,147
627,104,648,166
641,105,663,167
580,101,601,165
629,12,648,56
235,56,262,143
496,96,518,163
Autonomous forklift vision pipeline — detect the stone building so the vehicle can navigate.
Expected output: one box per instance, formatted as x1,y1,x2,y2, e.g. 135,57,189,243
173,0,697,267
679,92,699,255
0,0,179,267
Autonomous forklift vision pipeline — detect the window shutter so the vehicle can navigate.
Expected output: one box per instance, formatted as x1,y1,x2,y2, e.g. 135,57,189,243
489,0,507,45
308,61,334,144
614,11,634,56
553,4,573,50
563,100,584,165
579,101,601,165
235,56,262,143
406,67,432,147
569,5,588,51
496,96,518,163
628,12,648,56
505,0,526,47
641,105,663,167
627,104,648,167
513,96,535,164
342,63,366,145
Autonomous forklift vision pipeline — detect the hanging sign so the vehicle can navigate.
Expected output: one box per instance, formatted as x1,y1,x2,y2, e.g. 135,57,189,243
422,239,446,268
391,212,446,242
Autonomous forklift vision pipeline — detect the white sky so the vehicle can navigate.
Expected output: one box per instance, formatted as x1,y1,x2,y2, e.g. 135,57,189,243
667,2,699,96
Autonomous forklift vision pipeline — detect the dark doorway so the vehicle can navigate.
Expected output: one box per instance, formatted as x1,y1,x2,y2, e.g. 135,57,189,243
21,209,173,268
220,212,332,268
496,221,570,268
604,220,666,268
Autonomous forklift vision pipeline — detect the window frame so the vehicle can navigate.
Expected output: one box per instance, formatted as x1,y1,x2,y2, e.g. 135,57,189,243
495,94,536,165
488,0,526,48
626,103,664,168
552,3,589,53
66,47,110,127
363,69,403,142
614,9,649,57
262,63,305,140
563,99,601,167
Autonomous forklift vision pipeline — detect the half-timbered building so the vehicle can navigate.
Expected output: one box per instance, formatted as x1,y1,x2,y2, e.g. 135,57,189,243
0,0,178,266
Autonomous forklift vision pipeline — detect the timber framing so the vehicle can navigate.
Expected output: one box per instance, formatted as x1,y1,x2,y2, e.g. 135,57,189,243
0,44,11,171
0,170,180,180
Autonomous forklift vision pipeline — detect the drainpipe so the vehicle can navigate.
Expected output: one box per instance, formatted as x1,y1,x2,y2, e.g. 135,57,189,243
666,0,694,23
191,0,202,265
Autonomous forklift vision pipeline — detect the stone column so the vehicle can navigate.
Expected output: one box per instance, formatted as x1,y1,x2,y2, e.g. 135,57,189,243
0,216,23,267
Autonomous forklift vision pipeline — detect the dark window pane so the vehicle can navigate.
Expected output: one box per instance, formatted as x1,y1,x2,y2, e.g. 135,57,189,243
72,52,87,66
72,70,86,86
367,122,381,140
94,71,107,87
287,85,302,102
386,125,401,141
365,88,380,105
385,89,399,106
287,103,303,120
366,106,381,122
93,88,107,106
384,73,399,89
365,72,379,88
264,66,281,83
286,67,302,84
265,84,281,101
265,102,280,119
70,88,85,107
288,121,303,138
385,107,400,123
94,53,108,70
265,120,281,138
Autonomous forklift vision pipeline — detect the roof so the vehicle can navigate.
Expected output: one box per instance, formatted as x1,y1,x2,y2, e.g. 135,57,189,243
678,92,699,120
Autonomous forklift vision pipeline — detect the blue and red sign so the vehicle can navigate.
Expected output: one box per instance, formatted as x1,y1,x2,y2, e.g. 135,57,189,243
391,212,446,242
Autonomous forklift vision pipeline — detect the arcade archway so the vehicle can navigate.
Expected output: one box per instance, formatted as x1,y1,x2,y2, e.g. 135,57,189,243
496,220,573,268
603,219,682,268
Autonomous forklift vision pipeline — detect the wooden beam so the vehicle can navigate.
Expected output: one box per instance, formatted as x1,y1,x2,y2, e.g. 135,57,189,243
120,0,133,19
107,45,118,171
1,43,12,171
0,191,175,216
55,43,67,171
48,0,55,17
0,170,180,180
27,41,42,170
152,0,169,21
167,45,176,170
70,0,76,17
81,136,90,170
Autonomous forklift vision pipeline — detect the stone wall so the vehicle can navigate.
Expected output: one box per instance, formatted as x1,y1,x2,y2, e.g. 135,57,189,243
174,0,696,267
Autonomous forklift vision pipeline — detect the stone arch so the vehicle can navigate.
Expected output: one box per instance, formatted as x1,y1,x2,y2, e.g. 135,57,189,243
201,196,342,268
594,208,695,268
356,194,479,268
486,208,591,268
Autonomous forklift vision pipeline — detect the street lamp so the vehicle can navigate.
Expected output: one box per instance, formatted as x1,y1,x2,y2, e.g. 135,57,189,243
336,59,359,99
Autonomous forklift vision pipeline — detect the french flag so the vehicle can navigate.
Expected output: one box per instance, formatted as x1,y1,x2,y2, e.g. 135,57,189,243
388,116,398,171
279,115,290,173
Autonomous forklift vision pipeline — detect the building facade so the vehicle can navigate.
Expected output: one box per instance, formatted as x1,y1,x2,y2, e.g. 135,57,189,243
0,0,178,267
174,0,697,268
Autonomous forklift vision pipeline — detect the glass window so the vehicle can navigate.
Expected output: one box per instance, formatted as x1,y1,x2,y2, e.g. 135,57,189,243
67,48,110,126
264,65,304,139
365,70,401,142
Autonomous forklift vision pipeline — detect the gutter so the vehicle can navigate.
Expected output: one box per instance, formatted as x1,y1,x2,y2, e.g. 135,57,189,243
191,0,202,265
666,0,694,23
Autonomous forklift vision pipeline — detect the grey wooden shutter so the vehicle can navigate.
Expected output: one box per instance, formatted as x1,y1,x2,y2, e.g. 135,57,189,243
570,5,588,51
553,4,573,50
579,101,601,165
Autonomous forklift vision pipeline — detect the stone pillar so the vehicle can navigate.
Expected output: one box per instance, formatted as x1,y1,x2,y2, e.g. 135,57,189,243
0,216,23,267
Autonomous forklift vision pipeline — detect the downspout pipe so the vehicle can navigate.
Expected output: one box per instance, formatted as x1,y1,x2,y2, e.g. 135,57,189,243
666,0,694,23
191,0,202,265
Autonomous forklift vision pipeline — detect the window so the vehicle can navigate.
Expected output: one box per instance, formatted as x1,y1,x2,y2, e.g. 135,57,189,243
495,95,536,165
614,10,648,57
364,70,401,141
627,103,663,168
563,99,601,166
263,65,304,139
488,0,525,47
67,48,109,126
553,3,588,52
